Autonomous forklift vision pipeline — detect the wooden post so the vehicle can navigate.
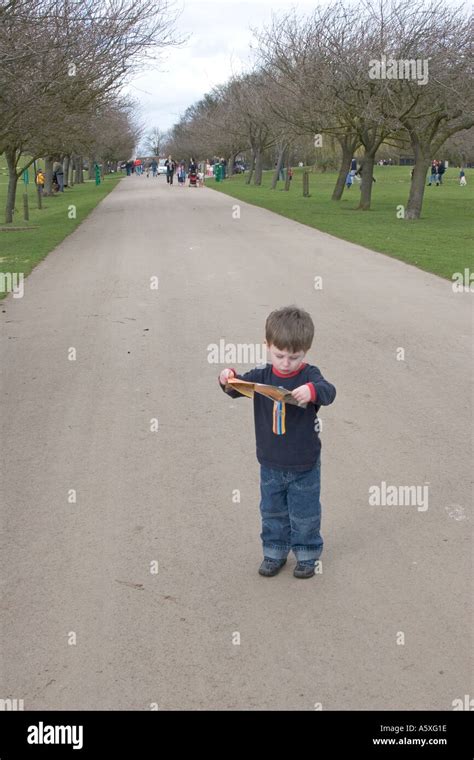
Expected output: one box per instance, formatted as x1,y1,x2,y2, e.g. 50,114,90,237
23,193,29,220
303,170,310,197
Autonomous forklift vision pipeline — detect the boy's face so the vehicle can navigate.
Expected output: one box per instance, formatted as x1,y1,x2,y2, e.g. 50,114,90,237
267,343,306,374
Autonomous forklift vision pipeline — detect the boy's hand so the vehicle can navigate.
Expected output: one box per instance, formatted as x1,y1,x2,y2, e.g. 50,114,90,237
219,368,235,384
291,384,311,405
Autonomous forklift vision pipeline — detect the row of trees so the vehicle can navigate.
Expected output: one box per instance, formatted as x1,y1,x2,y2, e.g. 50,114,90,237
0,0,180,223
165,0,473,219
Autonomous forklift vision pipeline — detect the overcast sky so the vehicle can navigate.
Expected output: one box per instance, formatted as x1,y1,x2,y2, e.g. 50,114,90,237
128,0,466,147
127,0,321,139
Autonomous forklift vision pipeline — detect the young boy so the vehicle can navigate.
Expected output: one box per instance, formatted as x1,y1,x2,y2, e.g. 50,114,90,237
218,306,336,579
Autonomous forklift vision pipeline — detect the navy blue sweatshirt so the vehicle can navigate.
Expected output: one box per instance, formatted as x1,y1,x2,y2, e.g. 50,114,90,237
219,363,336,471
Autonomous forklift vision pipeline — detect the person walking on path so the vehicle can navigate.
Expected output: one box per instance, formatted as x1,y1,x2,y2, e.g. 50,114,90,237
165,156,176,185
177,162,186,186
218,305,336,579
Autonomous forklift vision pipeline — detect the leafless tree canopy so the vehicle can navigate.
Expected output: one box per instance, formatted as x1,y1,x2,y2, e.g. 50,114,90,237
0,0,181,221
167,0,473,218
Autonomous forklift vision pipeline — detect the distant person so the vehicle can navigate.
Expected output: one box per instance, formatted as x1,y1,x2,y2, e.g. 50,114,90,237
459,168,467,186
345,171,353,188
52,168,60,193
428,160,438,186
220,157,227,179
165,155,176,185
188,159,198,187
151,159,158,177
53,160,64,192
437,161,445,185
35,169,45,192
177,162,186,186
274,160,284,180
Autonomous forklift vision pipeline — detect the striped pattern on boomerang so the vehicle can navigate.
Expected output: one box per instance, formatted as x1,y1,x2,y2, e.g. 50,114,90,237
225,378,308,436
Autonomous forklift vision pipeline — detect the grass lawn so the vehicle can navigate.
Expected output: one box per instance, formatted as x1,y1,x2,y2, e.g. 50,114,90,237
206,165,474,280
0,155,121,300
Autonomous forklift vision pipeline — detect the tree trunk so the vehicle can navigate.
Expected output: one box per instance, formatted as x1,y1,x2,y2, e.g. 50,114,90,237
44,156,54,196
74,156,81,184
253,149,263,185
63,156,70,187
246,152,256,184
284,153,291,191
332,135,358,201
405,143,430,220
4,147,19,224
69,156,75,187
271,144,286,189
357,154,376,210
88,157,95,180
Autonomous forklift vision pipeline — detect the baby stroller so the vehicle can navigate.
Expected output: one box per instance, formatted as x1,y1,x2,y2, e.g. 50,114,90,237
189,169,197,187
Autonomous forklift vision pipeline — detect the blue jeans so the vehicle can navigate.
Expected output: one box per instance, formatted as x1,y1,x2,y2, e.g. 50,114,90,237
259,460,323,562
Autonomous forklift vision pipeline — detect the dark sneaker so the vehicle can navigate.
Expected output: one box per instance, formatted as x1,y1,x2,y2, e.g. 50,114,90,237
258,557,287,577
293,561,315,579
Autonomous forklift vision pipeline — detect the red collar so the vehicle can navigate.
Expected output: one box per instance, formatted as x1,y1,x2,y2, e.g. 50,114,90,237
272,363,307,378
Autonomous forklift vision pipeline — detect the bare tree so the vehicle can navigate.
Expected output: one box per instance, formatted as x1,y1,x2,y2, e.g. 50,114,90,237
254,7,365,202
144,127,169,156
0,0,182,222
253,0,473,216
361,0,473,218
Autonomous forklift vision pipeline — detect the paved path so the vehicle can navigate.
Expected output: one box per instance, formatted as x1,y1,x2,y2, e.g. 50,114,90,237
1,174,472,709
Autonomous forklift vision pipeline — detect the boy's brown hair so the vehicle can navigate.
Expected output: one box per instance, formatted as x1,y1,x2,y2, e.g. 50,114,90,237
265,305,314,353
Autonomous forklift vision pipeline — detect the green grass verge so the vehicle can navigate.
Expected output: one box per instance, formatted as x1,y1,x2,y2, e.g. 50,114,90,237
206,165,474,279
0,155,121,300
